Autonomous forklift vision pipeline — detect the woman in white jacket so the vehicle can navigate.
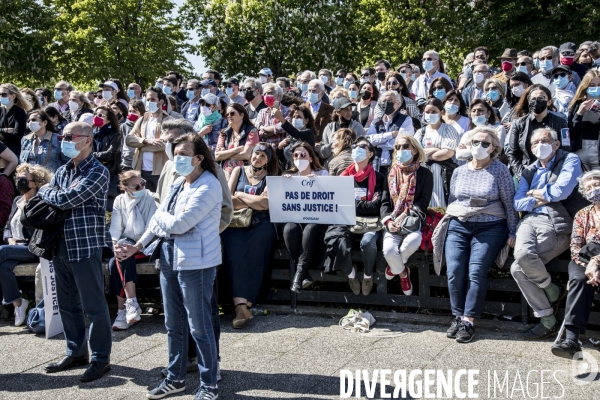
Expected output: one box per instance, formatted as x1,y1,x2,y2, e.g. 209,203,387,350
117,134,223,400
108,170,156,331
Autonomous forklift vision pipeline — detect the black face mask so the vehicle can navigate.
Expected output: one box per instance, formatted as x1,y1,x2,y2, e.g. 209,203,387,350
16,177,31,194
384,101,396,115
251,164,266,173
244,90,255,102
529,99,548,114
377,71,386,81
360,90,372,100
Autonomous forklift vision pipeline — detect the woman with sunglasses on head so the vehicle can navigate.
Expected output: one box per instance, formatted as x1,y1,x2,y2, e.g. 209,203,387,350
216,103,259,180
108,170,156,331
282,142,329,293
20,110,67,172
568,70,600,171
375,72,421,123
92,106,122,211
0,164,53,326
221,143,279,328
442,90,470,139
0,83,32,158
356,81,379,129
438,127,517,343
323,137,384,296
65,90,93,123
381,135,433,295
506,84,567,178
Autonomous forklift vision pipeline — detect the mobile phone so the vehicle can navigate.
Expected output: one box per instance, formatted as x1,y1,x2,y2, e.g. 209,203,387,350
273,101,280,109
590,100,600,113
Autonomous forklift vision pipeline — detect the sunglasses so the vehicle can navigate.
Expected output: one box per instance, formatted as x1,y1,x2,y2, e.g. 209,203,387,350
95,95,103,99
421,57,435,61
95,113,106,118
398,69,409,74
128,179,146,191
395,143,411,150
360,73,370,77
243,88,255,93
63,134,88,142
226,112,237,117
539,56,554,61
561,52,575,57
432,86,445,91
293,151,307,159
0,93,10,97
552,73,567,78
516,62,530,66
471,140,491,148
386,80,399,86
351,143,369,150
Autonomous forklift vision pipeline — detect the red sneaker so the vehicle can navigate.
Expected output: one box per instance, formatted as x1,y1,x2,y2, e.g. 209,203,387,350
385,265,395,281
400,267,413,296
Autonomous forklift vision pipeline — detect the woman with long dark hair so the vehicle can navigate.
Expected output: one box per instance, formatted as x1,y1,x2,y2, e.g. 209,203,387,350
92,106,122,210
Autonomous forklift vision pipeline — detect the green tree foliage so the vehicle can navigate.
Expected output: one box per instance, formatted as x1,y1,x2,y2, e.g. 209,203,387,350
48,0,191,88
0,0,56,86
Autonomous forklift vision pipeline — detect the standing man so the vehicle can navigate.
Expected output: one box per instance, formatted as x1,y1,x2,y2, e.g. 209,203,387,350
461,63,491,108
49,81,73,114
41,122,112,382
181,79,202,123
412,50,452,100
126,83,143,101
259,68,273,84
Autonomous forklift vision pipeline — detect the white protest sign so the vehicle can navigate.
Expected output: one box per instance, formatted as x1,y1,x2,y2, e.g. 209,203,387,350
40,258,63,339
266,176,356,225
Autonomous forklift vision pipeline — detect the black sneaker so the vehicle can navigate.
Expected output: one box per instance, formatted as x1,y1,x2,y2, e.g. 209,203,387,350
551,339,583,360
455,322,475,343
147,378,186,399
446,317,462,338
194,386,219,400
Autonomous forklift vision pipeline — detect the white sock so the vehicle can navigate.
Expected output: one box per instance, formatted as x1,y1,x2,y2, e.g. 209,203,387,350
461,317,473,326
363,274,371,279
129,297,138,304
348,268,356,279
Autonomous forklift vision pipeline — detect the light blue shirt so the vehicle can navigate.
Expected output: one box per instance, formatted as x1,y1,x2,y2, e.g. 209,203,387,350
186,100,200,122
514,152,582,214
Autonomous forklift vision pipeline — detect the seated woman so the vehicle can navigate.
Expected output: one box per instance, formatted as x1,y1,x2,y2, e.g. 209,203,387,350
381,135,433,295
44,106,68,135
327,128,356,176
323,137,384,296
221,143,279,328
554,170,600,358
441,127,517,343
21,109,66,172
108,170,156,331
318,98,365,163
456,99,507,162
273,104,316,170
0,164,53,326
281,142,329,293
441,90,471,139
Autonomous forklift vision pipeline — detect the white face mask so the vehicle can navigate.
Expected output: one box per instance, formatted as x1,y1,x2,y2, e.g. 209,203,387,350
28,121,41,133
68,100,79,112
320,75,329,84
259,76,267,84
102,90,113,101
294,159,310,172
511,85,525,97
201,105,212,116
473,73,485,84
165,142,173,161
533,142,553,160
471,142,491,160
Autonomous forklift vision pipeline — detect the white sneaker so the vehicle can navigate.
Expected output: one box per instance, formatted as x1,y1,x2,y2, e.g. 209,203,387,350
14,299,29,326
125,299,142,324
112,309,130,331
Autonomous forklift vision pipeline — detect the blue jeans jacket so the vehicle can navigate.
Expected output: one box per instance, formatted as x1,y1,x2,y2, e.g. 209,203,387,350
20,133,67,172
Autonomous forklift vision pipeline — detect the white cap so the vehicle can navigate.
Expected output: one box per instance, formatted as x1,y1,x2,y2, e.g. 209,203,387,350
99,81,118,91
79,113,94,126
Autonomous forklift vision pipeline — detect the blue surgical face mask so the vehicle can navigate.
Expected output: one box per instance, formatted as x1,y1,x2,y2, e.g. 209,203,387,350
186,90,195,100
173,155,196,177
164,86,173,95
517,65,529,74
433,89,446,100
296,81,302,89
533,59,540,69
225,87,234,96
155,82,163,89
400,73,408,83
351,147,367,162
54,90,63,101
61,139,81,159
553,76,569,90
131,189,146,199
396,149,413,163
472,115,487,126
349,90,357,99
444,103,459,115
309,92,319,104
335,77,343,86
300,83,308,92
343,80,351,89
423,60,434,72
201,88,210,97
292,118,304,129
410,74,416,81
127,89,135,99
424,113,439,124
540,59,554,72
0,97,9,106
485,90,499,102
587,87,600,98
147,101,159,113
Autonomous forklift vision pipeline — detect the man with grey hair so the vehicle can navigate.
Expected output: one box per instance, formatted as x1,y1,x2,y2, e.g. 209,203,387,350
181,79,202,123
512,127,585,340
532,46,581,94
412,50,452,100
298,70,317,102
49,80,74,113
256,82,289,148
307,78,333,143
155,117,232,381
242,77,266,122
41,121,112,382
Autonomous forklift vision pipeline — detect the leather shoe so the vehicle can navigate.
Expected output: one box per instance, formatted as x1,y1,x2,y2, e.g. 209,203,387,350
80,361,111,382
45,355,89,373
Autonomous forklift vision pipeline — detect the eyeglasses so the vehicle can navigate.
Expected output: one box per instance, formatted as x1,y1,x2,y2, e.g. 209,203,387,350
539,56,554,61
386,80,399,86
293,151,307,159
360,73,370,77
95,95,103,99
128,179,146,191
471,140,491,148
552,73,567,78
0,93,10,97
63,134,88,142
516,62,530,66
395,143,411,150
226,112,237,117
351,143,369,150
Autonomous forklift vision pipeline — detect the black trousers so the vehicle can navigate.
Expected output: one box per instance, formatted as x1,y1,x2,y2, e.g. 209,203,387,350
283,223,327,269
564,261,598,334
141,170,160,193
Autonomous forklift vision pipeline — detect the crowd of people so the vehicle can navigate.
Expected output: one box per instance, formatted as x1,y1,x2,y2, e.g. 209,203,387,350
1,40,600,399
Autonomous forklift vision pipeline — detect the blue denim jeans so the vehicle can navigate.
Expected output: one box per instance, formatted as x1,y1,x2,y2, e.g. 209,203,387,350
160,241,218,387
359,230,381,276
0,244,38,304
444,219,508,318
53,238,112,363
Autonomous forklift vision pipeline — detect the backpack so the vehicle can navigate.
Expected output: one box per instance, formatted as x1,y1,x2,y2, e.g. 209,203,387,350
420,209,444,252
26,299,46,334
